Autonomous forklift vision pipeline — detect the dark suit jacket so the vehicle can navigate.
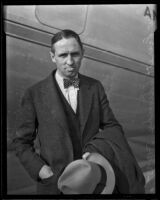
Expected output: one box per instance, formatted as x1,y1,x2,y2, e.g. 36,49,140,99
13,70,145,194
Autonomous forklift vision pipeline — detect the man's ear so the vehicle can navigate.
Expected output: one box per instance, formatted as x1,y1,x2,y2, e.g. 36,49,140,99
50,51,56,63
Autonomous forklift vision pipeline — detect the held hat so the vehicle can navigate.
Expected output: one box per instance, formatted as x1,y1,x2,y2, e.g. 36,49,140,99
58,153,115,194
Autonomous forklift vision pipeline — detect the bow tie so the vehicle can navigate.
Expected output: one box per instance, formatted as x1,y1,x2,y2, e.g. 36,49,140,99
63,78,80,89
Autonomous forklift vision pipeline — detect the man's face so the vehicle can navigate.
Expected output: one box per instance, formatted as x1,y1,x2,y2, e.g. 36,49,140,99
51,37,84,79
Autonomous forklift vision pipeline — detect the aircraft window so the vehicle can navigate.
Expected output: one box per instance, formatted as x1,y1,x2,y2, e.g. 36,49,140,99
35,5,88,34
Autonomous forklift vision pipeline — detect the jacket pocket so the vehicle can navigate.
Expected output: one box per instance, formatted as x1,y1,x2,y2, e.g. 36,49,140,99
40,175,55,185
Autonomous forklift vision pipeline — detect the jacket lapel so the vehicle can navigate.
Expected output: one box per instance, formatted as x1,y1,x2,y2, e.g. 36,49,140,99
42,71,93,135
42,71,70,133
78,74,93,134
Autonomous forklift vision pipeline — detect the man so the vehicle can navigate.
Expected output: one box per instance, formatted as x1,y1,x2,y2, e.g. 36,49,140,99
13,29,145,194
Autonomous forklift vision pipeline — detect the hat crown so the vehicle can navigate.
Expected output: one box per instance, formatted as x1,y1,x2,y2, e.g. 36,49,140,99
58,153,115,194
58,159,101,194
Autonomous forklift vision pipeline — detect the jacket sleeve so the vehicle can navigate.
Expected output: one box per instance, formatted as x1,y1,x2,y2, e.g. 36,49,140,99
12,88,46,181
83,81,145,193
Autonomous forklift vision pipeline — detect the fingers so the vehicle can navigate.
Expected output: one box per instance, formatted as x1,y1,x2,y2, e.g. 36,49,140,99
39,165,54,179
82,152,91,160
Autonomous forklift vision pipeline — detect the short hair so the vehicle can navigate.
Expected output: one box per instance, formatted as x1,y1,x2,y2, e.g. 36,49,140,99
51,29,83,53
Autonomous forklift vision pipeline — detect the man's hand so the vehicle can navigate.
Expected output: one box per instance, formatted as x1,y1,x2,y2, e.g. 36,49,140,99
39,165,54,179
82,152,91,160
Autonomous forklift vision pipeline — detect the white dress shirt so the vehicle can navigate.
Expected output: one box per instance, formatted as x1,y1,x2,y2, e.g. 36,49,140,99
55,71,79,113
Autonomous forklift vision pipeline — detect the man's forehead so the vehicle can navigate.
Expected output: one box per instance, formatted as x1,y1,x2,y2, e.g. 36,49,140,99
54,37,81,50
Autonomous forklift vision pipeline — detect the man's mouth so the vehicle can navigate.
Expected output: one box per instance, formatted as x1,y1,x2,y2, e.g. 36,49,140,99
67,68,75,72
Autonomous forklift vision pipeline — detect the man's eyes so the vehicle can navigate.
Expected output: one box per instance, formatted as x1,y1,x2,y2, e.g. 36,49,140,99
59,53,67,57
72,52,80,56
59,53,80,57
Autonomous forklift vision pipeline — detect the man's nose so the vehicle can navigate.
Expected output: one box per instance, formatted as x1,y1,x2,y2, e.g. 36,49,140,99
66,54,74,65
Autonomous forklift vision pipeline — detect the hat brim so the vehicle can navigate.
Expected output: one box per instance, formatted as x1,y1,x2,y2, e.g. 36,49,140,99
86,152,115,194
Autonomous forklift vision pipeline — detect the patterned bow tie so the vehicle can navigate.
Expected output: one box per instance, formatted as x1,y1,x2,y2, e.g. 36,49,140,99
63,78,80,89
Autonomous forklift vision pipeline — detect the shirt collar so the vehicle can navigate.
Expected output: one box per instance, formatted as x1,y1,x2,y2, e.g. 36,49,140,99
55,70,79,90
